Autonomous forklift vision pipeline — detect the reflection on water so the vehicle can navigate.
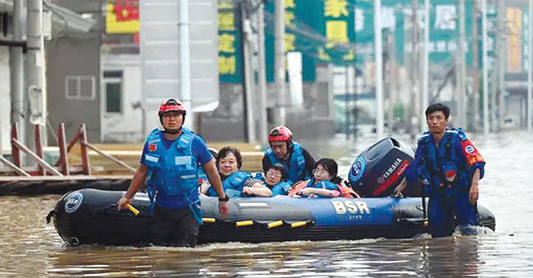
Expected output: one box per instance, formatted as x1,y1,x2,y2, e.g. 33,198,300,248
1,131,533,277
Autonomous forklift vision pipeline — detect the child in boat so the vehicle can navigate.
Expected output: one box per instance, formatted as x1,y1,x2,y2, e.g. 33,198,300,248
288,158,342,198
253,163,293,196
204,146,272,197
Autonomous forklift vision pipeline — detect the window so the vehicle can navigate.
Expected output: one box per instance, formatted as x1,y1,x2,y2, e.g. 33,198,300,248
105,82,122,113
104,71,123,114
65,76,96,100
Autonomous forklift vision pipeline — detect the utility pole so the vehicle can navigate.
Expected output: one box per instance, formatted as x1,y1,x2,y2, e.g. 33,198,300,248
457,0,467,129
240,1,256,142
274,0,286,126
257,1,269,143
421,0,430,132
179,0,193,129
10,0,24,145
482,0,489,135
409,0,420,137
496,0,506,131
26,0,47,148
529,0,533,132
387,32,396,135
472,0,480,130
375,0,384,139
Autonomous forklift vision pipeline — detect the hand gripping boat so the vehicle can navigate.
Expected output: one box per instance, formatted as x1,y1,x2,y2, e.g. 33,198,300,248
47,188,495,246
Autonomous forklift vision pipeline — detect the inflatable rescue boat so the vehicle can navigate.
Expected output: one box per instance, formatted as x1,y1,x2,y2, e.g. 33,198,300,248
47,189,495,246
46,137,496,246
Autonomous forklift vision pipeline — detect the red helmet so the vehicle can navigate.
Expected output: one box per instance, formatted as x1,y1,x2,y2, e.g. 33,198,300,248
158,98,186,117
268,126,293,142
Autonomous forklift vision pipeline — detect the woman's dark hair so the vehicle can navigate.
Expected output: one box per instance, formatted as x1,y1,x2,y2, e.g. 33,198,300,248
315,158,342,184
266,163,288,181
216,146,243,169
425,103,450,120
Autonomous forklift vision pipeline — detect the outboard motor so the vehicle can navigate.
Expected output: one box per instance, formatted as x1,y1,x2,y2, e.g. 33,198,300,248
348,137,423,197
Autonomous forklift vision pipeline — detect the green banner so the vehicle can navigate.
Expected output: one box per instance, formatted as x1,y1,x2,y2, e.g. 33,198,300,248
220,0,521,83
218,0,242,83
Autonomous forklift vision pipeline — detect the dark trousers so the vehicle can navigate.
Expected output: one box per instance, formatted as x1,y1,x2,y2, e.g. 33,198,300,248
428,193,479,238
151,205,200,247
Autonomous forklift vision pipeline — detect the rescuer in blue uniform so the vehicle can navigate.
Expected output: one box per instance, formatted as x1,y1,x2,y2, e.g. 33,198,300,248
395,103,486,238
262,126,315,184
117,98,229,247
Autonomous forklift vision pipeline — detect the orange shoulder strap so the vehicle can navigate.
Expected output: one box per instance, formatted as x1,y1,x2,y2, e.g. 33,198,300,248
288,181,308,197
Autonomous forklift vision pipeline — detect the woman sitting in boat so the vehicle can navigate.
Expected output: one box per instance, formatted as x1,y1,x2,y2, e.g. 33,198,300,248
288,158,360,198
204,146,272,197
254,163,293,196
288,158,342,198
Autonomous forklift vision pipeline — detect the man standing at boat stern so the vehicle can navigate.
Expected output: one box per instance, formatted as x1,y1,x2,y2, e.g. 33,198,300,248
262,126,316,185
395,103,485,238
117,98,229,247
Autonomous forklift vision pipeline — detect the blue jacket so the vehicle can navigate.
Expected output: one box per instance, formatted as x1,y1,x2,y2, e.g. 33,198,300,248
405,128,485,197
143,128,200,209
265,142,308,184
253,173,292,196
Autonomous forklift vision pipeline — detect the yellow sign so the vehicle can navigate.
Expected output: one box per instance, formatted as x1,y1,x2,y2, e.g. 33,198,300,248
219,56,237,74
324,0,349,18
106,1,139,34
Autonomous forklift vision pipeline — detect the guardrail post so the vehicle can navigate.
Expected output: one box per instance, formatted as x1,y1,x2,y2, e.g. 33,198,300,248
35,124,44,175
11,123,20,167
57,123,70,175
80,124,91,175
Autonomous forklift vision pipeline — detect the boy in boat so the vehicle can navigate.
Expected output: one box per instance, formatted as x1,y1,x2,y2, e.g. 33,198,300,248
262,126,316,184
117,98,228,247
394,103,486,238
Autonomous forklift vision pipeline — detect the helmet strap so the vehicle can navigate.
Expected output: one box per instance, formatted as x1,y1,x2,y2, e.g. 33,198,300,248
162,127,181,134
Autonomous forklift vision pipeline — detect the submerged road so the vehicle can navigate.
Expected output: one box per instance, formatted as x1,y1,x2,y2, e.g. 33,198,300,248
0,131,532,277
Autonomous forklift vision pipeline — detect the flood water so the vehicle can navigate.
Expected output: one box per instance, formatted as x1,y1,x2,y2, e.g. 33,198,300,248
1,131,533,277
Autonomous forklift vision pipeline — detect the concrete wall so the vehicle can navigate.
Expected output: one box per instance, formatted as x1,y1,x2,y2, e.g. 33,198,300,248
46,36,101,143
101,54,144,142
199,77,335,146
0,46,10,153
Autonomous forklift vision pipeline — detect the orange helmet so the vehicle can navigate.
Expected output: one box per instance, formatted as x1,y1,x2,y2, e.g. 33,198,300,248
268,126,293,142
158,98,186,117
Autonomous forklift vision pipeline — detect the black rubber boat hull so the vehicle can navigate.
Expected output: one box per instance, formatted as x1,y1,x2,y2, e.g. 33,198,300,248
47,189,496,246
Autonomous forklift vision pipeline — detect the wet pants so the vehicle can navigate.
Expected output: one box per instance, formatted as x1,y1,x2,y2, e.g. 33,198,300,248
151,204,200,247
428,193,479,238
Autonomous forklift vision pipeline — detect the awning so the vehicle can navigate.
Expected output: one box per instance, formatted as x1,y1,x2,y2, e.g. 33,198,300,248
46,2,95,33
0,1,95,33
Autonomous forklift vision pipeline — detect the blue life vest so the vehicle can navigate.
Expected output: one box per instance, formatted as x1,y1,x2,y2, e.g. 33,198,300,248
265,142,308,184
143,128,201,218
207,171,252,197
270,181,293,196
253,172,292,196
418,128,470,196
303,177,340,198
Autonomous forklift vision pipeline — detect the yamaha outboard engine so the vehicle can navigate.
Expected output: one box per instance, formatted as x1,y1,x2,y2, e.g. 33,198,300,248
348,137,423,197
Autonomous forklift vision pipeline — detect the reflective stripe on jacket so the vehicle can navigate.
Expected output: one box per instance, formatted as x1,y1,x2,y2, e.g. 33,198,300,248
143,128,199,208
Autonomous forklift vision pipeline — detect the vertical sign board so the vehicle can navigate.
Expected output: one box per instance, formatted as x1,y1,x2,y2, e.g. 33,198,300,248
140,0,219,130
218,0,242,83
